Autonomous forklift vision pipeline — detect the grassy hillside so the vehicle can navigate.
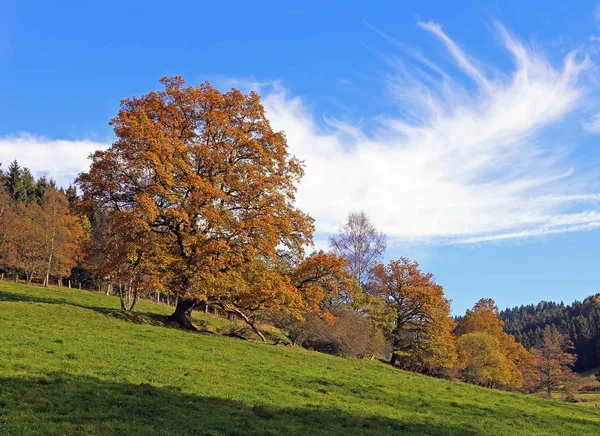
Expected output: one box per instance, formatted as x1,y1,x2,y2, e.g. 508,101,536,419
1,283,599,435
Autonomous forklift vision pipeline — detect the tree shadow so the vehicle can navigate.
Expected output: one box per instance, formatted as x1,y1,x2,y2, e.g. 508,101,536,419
0,288,276,341
0,288,172,329
0,373,484,435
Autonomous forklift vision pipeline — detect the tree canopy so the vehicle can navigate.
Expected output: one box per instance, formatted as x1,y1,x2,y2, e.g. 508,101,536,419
77,77,337,330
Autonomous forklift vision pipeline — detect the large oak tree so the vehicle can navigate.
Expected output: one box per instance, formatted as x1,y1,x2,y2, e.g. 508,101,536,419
78,77,315,328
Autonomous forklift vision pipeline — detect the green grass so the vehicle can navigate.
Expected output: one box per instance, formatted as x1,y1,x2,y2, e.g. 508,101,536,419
1,282,599,435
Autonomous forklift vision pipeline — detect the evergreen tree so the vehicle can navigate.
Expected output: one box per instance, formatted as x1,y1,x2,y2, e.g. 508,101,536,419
21,168,37,204
35,176,50,202
5,160,24,201
65,185,78,210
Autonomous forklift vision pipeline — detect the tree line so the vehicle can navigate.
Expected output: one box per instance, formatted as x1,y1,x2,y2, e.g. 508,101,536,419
0,160,84,287
500,296,600,372
0,76,585,398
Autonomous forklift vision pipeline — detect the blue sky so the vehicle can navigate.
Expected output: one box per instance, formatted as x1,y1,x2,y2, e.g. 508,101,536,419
2,0,600,314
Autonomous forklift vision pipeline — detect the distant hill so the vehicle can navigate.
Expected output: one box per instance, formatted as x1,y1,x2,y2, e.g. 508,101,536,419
500,295,600,372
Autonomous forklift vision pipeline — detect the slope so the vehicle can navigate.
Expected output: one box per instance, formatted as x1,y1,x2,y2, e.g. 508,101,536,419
0,282,599,435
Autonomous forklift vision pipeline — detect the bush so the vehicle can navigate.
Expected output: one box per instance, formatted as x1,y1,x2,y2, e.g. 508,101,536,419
270,308,388,358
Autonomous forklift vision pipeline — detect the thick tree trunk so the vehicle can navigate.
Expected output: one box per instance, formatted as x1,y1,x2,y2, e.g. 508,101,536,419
168,298,197,330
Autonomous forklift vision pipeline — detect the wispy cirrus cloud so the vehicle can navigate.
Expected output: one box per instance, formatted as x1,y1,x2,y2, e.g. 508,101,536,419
1,20,599,246
260,21,599,245
583,113,600,133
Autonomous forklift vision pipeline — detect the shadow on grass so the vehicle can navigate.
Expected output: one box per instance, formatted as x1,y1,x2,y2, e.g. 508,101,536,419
0,373,483,436
0,288,172,329
0,288,264,340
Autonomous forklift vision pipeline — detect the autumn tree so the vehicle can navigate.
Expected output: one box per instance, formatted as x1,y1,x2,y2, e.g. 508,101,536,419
456,299,532,390
366,257,456,373
0,186,15,264
78,77,315,329
87,210,161,311
6,203,46,282
531,329,577,397
330,210,386,290
209,251,354,342
40,188,84,287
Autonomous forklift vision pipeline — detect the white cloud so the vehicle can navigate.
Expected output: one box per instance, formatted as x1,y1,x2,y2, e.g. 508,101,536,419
261,22,599,245
0,133,109,188
583,113,600,132
1,22,599,246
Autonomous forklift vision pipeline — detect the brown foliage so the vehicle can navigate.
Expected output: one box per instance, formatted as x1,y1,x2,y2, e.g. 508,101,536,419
530,329,578,396
77,77,331,328
1,187,83,284
272,308,388,358
211,251,355,342
366,257,456,373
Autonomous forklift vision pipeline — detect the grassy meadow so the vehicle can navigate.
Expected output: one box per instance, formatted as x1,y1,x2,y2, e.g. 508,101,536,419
1,281,599,435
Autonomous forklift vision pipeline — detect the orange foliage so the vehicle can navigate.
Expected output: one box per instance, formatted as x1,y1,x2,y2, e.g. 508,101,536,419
367,257,456,373
530,329,577,396
1,188,83,284
77,77,322,327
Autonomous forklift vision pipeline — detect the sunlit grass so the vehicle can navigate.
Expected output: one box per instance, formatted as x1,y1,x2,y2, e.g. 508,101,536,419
1,281,599,435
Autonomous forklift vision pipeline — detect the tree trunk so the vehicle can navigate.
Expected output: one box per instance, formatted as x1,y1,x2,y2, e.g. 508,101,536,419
44,251,53,288
119,284,126,310
168,298,198,330
44,200,57,289
129,290,139,312
390,352,398,367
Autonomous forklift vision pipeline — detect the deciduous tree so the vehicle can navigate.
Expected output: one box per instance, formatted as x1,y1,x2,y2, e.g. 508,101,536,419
367,257,456,373
40,188,84,287
329,211,386,290
531,329,577,397
6,203,46,283
456,299,532,390
78,77,314,329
